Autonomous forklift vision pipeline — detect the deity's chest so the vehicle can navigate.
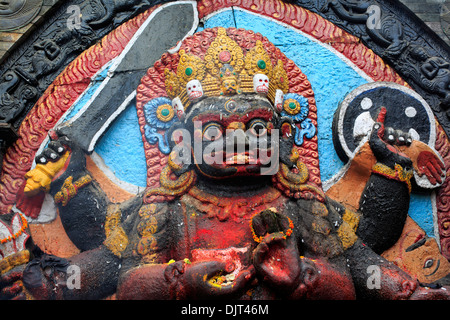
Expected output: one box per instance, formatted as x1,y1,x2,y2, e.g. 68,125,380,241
182,204,253,250
177,187,287,254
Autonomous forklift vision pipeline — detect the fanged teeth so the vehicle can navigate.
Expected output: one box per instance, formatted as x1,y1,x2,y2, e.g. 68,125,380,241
256,85,269,93
226,154,250,163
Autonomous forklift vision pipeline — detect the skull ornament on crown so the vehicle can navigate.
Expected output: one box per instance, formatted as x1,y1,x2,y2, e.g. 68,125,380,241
162,27,291,122
253,73,270,94
186,79,203,101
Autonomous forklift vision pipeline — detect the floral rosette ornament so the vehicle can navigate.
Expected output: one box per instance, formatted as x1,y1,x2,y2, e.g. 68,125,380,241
281,93,316,146
143,97,177,154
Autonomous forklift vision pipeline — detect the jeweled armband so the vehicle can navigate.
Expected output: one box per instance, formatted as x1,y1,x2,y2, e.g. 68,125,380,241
371,163,413,193
54,175,92,206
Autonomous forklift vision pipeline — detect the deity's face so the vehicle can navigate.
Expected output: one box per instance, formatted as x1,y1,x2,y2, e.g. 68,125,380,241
183,94,281,180
221,77,238,95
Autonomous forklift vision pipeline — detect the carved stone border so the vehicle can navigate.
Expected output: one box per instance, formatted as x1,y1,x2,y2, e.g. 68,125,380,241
0,0,172,136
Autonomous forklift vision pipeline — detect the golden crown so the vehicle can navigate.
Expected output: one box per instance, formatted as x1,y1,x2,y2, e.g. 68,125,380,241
164,28,289,117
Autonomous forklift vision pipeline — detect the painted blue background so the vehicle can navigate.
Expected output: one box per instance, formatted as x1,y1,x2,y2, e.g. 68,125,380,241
62,9,436,236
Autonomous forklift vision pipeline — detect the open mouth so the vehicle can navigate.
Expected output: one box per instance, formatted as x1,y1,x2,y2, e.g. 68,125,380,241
225,152,255,165
189,91,203,100
202,148,273,167
256,85,269,93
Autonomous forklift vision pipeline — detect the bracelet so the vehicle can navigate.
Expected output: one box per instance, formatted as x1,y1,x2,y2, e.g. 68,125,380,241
54,175,92,206
372,163,413,193
250,209,294,243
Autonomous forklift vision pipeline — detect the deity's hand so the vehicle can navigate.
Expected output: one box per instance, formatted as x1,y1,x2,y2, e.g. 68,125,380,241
0,264,28,300
23,134,73,197
166,260,255,299
21,254,71,300
414,149,445,185
251,209,302,293
369,107,445,187
369,107,413,170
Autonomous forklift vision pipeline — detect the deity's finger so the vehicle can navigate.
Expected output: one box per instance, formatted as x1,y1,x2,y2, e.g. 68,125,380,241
48,141,66,155
385,127,396,144
426,161,443,184
262,232,288,247
252,242,269,266
42,148,61,163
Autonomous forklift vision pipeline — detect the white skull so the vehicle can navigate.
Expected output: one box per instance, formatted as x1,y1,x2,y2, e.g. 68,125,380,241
186,80,203,101
274,89,284,112
253,74,269,94
172,97,185,120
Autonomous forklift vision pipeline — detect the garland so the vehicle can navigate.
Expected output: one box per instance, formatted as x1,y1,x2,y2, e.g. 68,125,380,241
0,212,28,244
250,212,294,243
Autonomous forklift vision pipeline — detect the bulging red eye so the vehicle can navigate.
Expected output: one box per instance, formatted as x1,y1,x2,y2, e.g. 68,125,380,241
249,120,267,137
203,123,223,141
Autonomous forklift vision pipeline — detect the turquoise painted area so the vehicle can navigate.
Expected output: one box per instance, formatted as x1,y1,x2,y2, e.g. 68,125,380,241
230,9,369,184
67,9,435,236
408,194,435,237
94,102,147,188
62,66,110,122
202,9,236,29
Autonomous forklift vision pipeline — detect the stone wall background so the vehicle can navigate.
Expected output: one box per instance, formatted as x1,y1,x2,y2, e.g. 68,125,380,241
0,1,449,65
399,0,450,46
0,0,61,63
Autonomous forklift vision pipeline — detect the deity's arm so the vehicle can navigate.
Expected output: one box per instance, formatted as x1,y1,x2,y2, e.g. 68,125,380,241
319,110,421,299
20,136,146,299
280,200,356,299
325,197,417,298
116,201,187,299
327,195,449,299
22,245,121,300
24,135,123,251
322,106,448,298
20,192,143,300
353,114,414,254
